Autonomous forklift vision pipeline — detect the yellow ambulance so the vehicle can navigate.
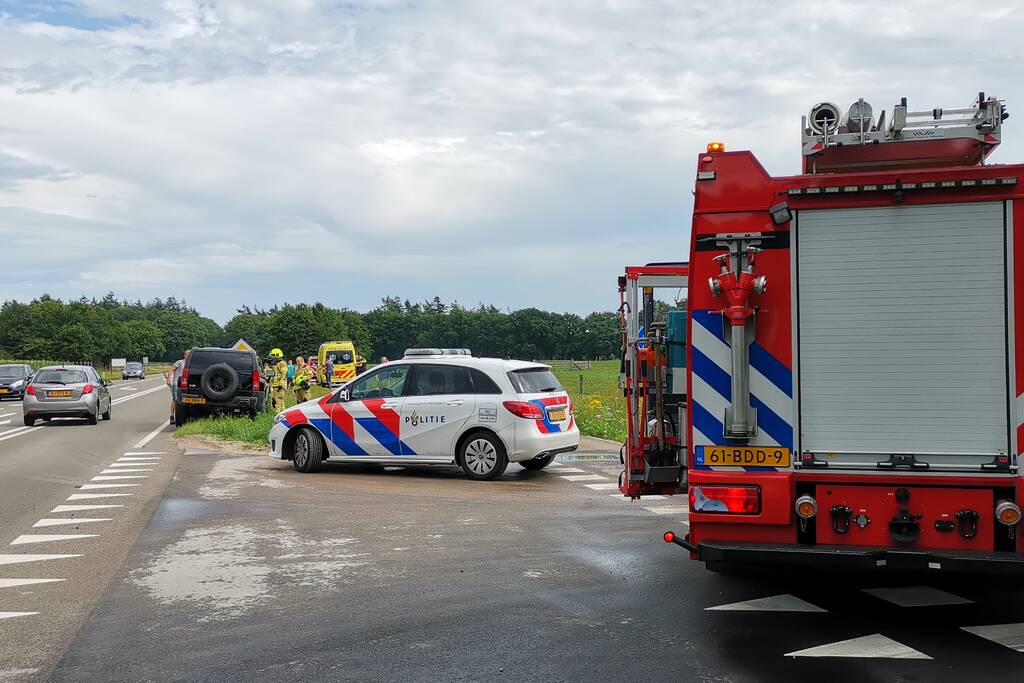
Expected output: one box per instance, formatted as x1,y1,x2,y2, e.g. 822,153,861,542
318,341,358,385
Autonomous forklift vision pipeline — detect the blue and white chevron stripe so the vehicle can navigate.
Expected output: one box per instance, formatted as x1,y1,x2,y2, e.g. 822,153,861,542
690,309,794,471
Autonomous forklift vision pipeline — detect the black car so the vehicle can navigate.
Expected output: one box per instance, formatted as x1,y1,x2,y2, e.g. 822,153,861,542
174,347,266,425
122,361,145,380
0,364,34,400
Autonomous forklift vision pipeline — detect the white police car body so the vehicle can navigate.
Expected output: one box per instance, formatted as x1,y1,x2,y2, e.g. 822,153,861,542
269,349,580,480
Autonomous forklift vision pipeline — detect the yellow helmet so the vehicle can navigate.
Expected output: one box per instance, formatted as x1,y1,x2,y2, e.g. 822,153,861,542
269,348,284,359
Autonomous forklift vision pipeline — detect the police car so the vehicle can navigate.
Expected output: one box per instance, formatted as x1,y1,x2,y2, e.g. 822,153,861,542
269,349,580,480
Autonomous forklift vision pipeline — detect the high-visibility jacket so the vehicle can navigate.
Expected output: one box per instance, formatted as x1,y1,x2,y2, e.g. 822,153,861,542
294,363,315,388
271,360,289,390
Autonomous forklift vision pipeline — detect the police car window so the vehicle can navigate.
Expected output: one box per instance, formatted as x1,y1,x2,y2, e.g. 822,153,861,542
411,365,472,396
508,368,564,393
469,368,502,395
349,365,409,400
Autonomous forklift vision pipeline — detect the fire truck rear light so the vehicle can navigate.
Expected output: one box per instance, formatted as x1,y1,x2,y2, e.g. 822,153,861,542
824,186,841,193
940,180,956,187
996,500,1021,526
690,485,760,514
843,185,858,192
902,182,918,189
701,154,714,163
706,142,725,153
999,177,1017,185
959,179,976,186
663,531,675,543
862,184,878,191
920,181,937,188
882,183,898,190
981,178,998,185
805,187,821,194
795,495,818,519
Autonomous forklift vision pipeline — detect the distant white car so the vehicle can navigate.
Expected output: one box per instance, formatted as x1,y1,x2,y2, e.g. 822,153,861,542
269,349,580,480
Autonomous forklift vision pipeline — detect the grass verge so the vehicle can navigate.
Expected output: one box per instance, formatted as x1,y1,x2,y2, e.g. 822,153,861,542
173,385,331,446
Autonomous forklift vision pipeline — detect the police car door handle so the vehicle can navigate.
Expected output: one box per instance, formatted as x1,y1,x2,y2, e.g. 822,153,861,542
381,401,400,409
446,399,464,406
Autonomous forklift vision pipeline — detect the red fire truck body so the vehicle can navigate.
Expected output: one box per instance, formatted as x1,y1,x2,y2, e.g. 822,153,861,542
640,94,1024,572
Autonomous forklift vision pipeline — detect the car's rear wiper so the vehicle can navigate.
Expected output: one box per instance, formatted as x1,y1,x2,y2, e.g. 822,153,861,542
540,386,558,392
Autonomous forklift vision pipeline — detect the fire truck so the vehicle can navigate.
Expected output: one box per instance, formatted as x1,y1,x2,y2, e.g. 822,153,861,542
620,93,1024,572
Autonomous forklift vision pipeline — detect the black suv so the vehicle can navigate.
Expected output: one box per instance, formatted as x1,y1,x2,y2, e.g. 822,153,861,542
175,347,266,425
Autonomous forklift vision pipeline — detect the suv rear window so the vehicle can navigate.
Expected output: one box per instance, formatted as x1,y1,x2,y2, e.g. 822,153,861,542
508,368,563,394
188,350,255,373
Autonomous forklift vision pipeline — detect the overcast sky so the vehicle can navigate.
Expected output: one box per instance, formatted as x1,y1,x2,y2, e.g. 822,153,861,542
0,1,1021,323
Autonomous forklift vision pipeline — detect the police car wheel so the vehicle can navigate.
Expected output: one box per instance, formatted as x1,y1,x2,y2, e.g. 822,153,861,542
520,454,555,471
292,428,323,473
458,433,508,481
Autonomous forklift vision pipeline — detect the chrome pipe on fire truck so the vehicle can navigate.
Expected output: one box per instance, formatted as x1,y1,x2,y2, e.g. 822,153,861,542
708,234,766,440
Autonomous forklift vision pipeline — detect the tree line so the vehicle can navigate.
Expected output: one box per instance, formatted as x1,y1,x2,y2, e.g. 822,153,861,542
0,294,621,365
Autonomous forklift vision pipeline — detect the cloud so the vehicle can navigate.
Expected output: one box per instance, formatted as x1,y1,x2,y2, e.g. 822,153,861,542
0,1,1022,322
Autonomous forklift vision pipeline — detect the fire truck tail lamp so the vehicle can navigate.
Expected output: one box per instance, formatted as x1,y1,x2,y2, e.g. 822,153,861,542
690,485,760,514
795,495,818,519
788,177,1017,195
996,500,1022,527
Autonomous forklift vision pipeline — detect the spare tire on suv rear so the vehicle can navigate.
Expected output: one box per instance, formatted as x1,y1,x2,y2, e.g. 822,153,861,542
201,363,239,401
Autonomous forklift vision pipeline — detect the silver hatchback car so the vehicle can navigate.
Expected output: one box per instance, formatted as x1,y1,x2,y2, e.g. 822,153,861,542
23,365,112,426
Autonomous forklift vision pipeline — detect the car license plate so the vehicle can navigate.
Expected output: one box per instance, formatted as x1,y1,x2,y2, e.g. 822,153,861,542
48,390,72,398
183,396,207,405
547,409,567,421
696,446,791,467
0,388,9,394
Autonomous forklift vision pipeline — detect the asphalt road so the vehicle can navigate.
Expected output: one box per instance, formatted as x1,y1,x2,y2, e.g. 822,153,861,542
0,377,178,681
12,436,1016,681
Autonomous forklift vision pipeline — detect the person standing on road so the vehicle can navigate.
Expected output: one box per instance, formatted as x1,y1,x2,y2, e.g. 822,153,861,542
293,356,314,404
269,348,289,413
166,349,190,424
324,354,335,389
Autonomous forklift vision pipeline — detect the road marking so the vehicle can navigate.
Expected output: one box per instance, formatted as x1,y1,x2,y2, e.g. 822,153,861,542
0,612,39,620
108,461,157,467
100,468,152,474
961,623,1024,652
51,505,123,513
124,451,166,456
643,506,689,515
0,578,65,589
561,474,607,482
785,634,931,659
133,422,170,449
116,458,160,463
11,534,98,545
0,419,10,426
862,586,973,607
92,475,147,481
706,594,826,613
66,493,133,500
34,518,113,528
584,483,620,490
0,424,46,443
111,385,166,405
78,483,139,490
0,554,81,566
552,467,585,473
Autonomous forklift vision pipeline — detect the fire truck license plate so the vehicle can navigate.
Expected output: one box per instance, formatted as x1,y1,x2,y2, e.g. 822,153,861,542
697,446,791,467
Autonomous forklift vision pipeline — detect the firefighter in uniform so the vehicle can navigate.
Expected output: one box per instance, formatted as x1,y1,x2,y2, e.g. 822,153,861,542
269,348,289,413
293,356,315,404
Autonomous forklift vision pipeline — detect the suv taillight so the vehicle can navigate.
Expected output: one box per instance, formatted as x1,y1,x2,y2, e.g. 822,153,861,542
690,485,760,514
252,369,260,390
503,400,544,419
179,367,189,389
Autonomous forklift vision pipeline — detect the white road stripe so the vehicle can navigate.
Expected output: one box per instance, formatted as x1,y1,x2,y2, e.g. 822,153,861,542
11,534,98,545
116,457,160,463
560,474,607,482
961,623,1024,652
111,385,166,405
108,461,158,466
66,493,133,501
0,612,39,620
644,506,690,515
124,451,166,456
0,578,65,589
0,425,46,443
862,586,973,607
51,504,123,513
706,594,826,613
33,518,112,528
78,484,139,490
0,554,81,566
584,483,620,490
100,468,152,474
784,634,931,659
132,422,169,449
0,419,10,426
551,467,585,473
92,475,147,481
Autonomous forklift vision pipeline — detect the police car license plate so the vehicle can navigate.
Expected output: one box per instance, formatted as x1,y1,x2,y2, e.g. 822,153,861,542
48,390,72,398
183,396,206,405
697,446,791,467
547,409,567,421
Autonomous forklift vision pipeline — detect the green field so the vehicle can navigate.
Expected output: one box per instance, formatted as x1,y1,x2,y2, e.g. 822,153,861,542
549,360,625,443
175,360,627,448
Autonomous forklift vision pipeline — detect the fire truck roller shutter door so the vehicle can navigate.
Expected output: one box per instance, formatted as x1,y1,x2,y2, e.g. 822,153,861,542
796,202,1010,468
